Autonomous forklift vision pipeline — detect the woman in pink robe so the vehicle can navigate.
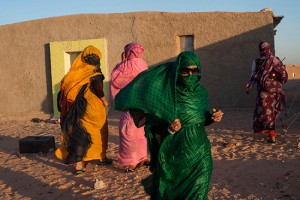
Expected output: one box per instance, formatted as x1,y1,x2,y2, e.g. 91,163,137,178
110,43,149,172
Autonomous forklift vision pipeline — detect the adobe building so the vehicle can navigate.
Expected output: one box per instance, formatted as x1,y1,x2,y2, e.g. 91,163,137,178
284,64,300,114
0,9,298,120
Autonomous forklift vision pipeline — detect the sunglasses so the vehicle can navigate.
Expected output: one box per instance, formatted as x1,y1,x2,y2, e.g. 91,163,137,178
180,68,199,75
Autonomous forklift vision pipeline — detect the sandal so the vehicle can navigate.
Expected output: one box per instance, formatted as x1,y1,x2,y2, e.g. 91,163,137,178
267,139,276,143
125,164,138,173
97,157,113,165
267,137,276,143
139,160,150,167
125,168,136,173
74,167,86,175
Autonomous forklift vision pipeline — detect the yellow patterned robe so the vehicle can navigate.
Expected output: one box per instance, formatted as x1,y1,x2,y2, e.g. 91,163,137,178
55,46,108,163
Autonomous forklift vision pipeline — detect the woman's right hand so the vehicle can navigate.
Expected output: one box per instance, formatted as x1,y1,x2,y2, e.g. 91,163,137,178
245,83,251,94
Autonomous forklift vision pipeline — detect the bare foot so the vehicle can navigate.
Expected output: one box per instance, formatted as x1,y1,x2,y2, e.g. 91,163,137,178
125,164,138,173
139,159,150,166
75,161,84,170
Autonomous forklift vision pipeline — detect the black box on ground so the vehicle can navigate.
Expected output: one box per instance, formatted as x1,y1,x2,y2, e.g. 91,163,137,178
19,136,55,153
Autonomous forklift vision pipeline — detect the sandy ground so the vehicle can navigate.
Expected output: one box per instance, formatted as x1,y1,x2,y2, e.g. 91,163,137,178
0,110,299,200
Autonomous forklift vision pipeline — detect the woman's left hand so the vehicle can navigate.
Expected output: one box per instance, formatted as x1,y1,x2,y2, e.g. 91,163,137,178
211,108,223,122
168,119,182,133
102,100,110,107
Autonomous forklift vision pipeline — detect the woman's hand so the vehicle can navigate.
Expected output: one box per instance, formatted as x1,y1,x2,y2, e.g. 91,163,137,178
211,108,223,122
245,87,250,95
102,99,110,107
168,119,182,133
138,116,146,127
245,83,251,95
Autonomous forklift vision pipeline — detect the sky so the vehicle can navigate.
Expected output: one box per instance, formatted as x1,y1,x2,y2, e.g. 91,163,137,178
1,0,299,64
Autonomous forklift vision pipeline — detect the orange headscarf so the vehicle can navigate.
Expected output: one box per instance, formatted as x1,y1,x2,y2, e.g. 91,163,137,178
59,45,102,122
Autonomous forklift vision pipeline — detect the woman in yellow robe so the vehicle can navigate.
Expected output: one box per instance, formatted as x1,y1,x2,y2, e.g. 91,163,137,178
55,45,112,174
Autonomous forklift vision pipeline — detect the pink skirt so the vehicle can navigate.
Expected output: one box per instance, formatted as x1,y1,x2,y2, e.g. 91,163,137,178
118,111,148,166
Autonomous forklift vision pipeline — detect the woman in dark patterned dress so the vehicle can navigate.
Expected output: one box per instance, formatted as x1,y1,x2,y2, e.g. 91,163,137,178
246,41,288,143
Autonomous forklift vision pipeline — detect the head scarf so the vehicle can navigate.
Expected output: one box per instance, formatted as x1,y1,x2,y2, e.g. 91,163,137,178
110,43,148,100
259,41,272,58
59,45,103,122
115,51,208,124
124,43,144,60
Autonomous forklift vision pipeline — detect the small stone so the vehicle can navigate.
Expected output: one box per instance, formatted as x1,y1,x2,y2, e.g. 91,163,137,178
94,179,106,190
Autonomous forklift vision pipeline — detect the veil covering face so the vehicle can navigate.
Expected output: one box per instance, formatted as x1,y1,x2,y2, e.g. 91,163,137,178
115,51,207,125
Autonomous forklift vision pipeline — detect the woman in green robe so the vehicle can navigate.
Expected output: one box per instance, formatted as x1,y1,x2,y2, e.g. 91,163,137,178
115,51,223,199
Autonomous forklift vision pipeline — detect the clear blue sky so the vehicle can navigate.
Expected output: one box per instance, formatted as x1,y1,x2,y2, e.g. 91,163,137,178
1,0,299,64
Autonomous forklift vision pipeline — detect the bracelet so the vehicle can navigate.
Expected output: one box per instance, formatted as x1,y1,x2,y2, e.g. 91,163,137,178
167,127,175,134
